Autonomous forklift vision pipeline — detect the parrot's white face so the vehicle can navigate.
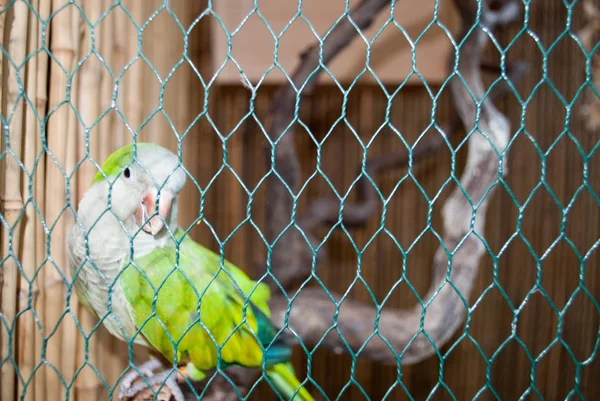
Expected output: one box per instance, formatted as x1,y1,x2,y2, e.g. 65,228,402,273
79,144,187,237
114,146,187,236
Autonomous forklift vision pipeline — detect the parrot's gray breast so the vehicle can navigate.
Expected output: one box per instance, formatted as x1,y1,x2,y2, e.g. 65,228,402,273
68,182,179,348
67,211,151,347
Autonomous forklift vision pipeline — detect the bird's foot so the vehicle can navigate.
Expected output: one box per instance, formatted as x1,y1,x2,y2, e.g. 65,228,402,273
119,358,164,392
118,358,187,401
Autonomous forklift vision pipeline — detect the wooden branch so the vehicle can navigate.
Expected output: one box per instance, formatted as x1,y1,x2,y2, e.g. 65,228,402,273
265,0,521,366
265,0,393,290
296,59,527,233
265,9,528,290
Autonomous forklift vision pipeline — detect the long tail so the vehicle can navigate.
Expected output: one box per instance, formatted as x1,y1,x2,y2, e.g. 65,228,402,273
252,303,314,401
266,362,315,401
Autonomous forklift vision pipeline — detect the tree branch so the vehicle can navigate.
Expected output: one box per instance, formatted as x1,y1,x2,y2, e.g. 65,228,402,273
297,59,527,233
266,0,522,366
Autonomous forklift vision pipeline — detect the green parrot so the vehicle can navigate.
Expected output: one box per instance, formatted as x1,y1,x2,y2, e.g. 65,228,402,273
67,143,314,401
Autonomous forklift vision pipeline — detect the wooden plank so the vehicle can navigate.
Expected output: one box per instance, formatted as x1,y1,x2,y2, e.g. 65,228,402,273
210,0,460,85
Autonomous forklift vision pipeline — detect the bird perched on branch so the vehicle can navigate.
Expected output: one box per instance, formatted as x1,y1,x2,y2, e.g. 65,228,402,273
67,143,314,401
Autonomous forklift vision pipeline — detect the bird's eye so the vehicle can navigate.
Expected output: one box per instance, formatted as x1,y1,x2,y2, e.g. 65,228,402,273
124,168,131,179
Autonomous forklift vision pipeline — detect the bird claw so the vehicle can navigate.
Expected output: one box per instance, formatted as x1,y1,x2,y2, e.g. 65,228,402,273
120,358,164,393
119,359,185,401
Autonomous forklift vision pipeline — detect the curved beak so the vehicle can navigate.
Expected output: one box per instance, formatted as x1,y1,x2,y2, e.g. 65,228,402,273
134,187,174,235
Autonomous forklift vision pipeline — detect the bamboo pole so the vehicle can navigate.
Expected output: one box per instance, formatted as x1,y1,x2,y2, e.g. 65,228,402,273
145,0,172,146
173,0,189,148
60,1,83,396
2,3,27,400
17,1,40,400
0,2,9,111
125,1,143,135
98,0,114,161
93,5,131,396
0,3,9,398
1,2,27,400
44,0,76,399
74,1,102,399
75,3,100,192
34,1,51,400
111,2,126,153
97,3,129,396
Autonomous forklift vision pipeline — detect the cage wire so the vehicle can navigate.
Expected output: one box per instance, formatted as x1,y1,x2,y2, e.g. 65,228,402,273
0,0,599,400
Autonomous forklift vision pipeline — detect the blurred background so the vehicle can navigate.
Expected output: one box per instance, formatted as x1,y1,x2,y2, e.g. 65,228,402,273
0,0,599,400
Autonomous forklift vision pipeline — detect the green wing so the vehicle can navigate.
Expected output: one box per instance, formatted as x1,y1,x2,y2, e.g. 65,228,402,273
119,229,275,371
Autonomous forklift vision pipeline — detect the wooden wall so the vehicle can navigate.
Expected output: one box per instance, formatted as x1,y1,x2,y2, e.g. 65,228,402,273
180,0,600,400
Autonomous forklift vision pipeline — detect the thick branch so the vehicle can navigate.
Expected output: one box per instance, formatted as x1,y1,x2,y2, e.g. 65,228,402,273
297,59,527,232
267,0,522,365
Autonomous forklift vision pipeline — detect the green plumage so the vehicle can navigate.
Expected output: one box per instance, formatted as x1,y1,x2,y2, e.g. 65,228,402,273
119,229,312,400
91,142,159,184
120,229,273,370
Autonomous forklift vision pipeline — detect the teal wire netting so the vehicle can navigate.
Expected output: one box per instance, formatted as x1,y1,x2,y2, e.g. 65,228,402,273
1,0,599,400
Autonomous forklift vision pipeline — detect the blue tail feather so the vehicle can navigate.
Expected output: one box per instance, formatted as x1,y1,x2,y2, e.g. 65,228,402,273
264,341,293,366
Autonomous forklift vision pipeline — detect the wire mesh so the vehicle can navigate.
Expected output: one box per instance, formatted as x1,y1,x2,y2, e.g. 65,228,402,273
0,0,599,400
